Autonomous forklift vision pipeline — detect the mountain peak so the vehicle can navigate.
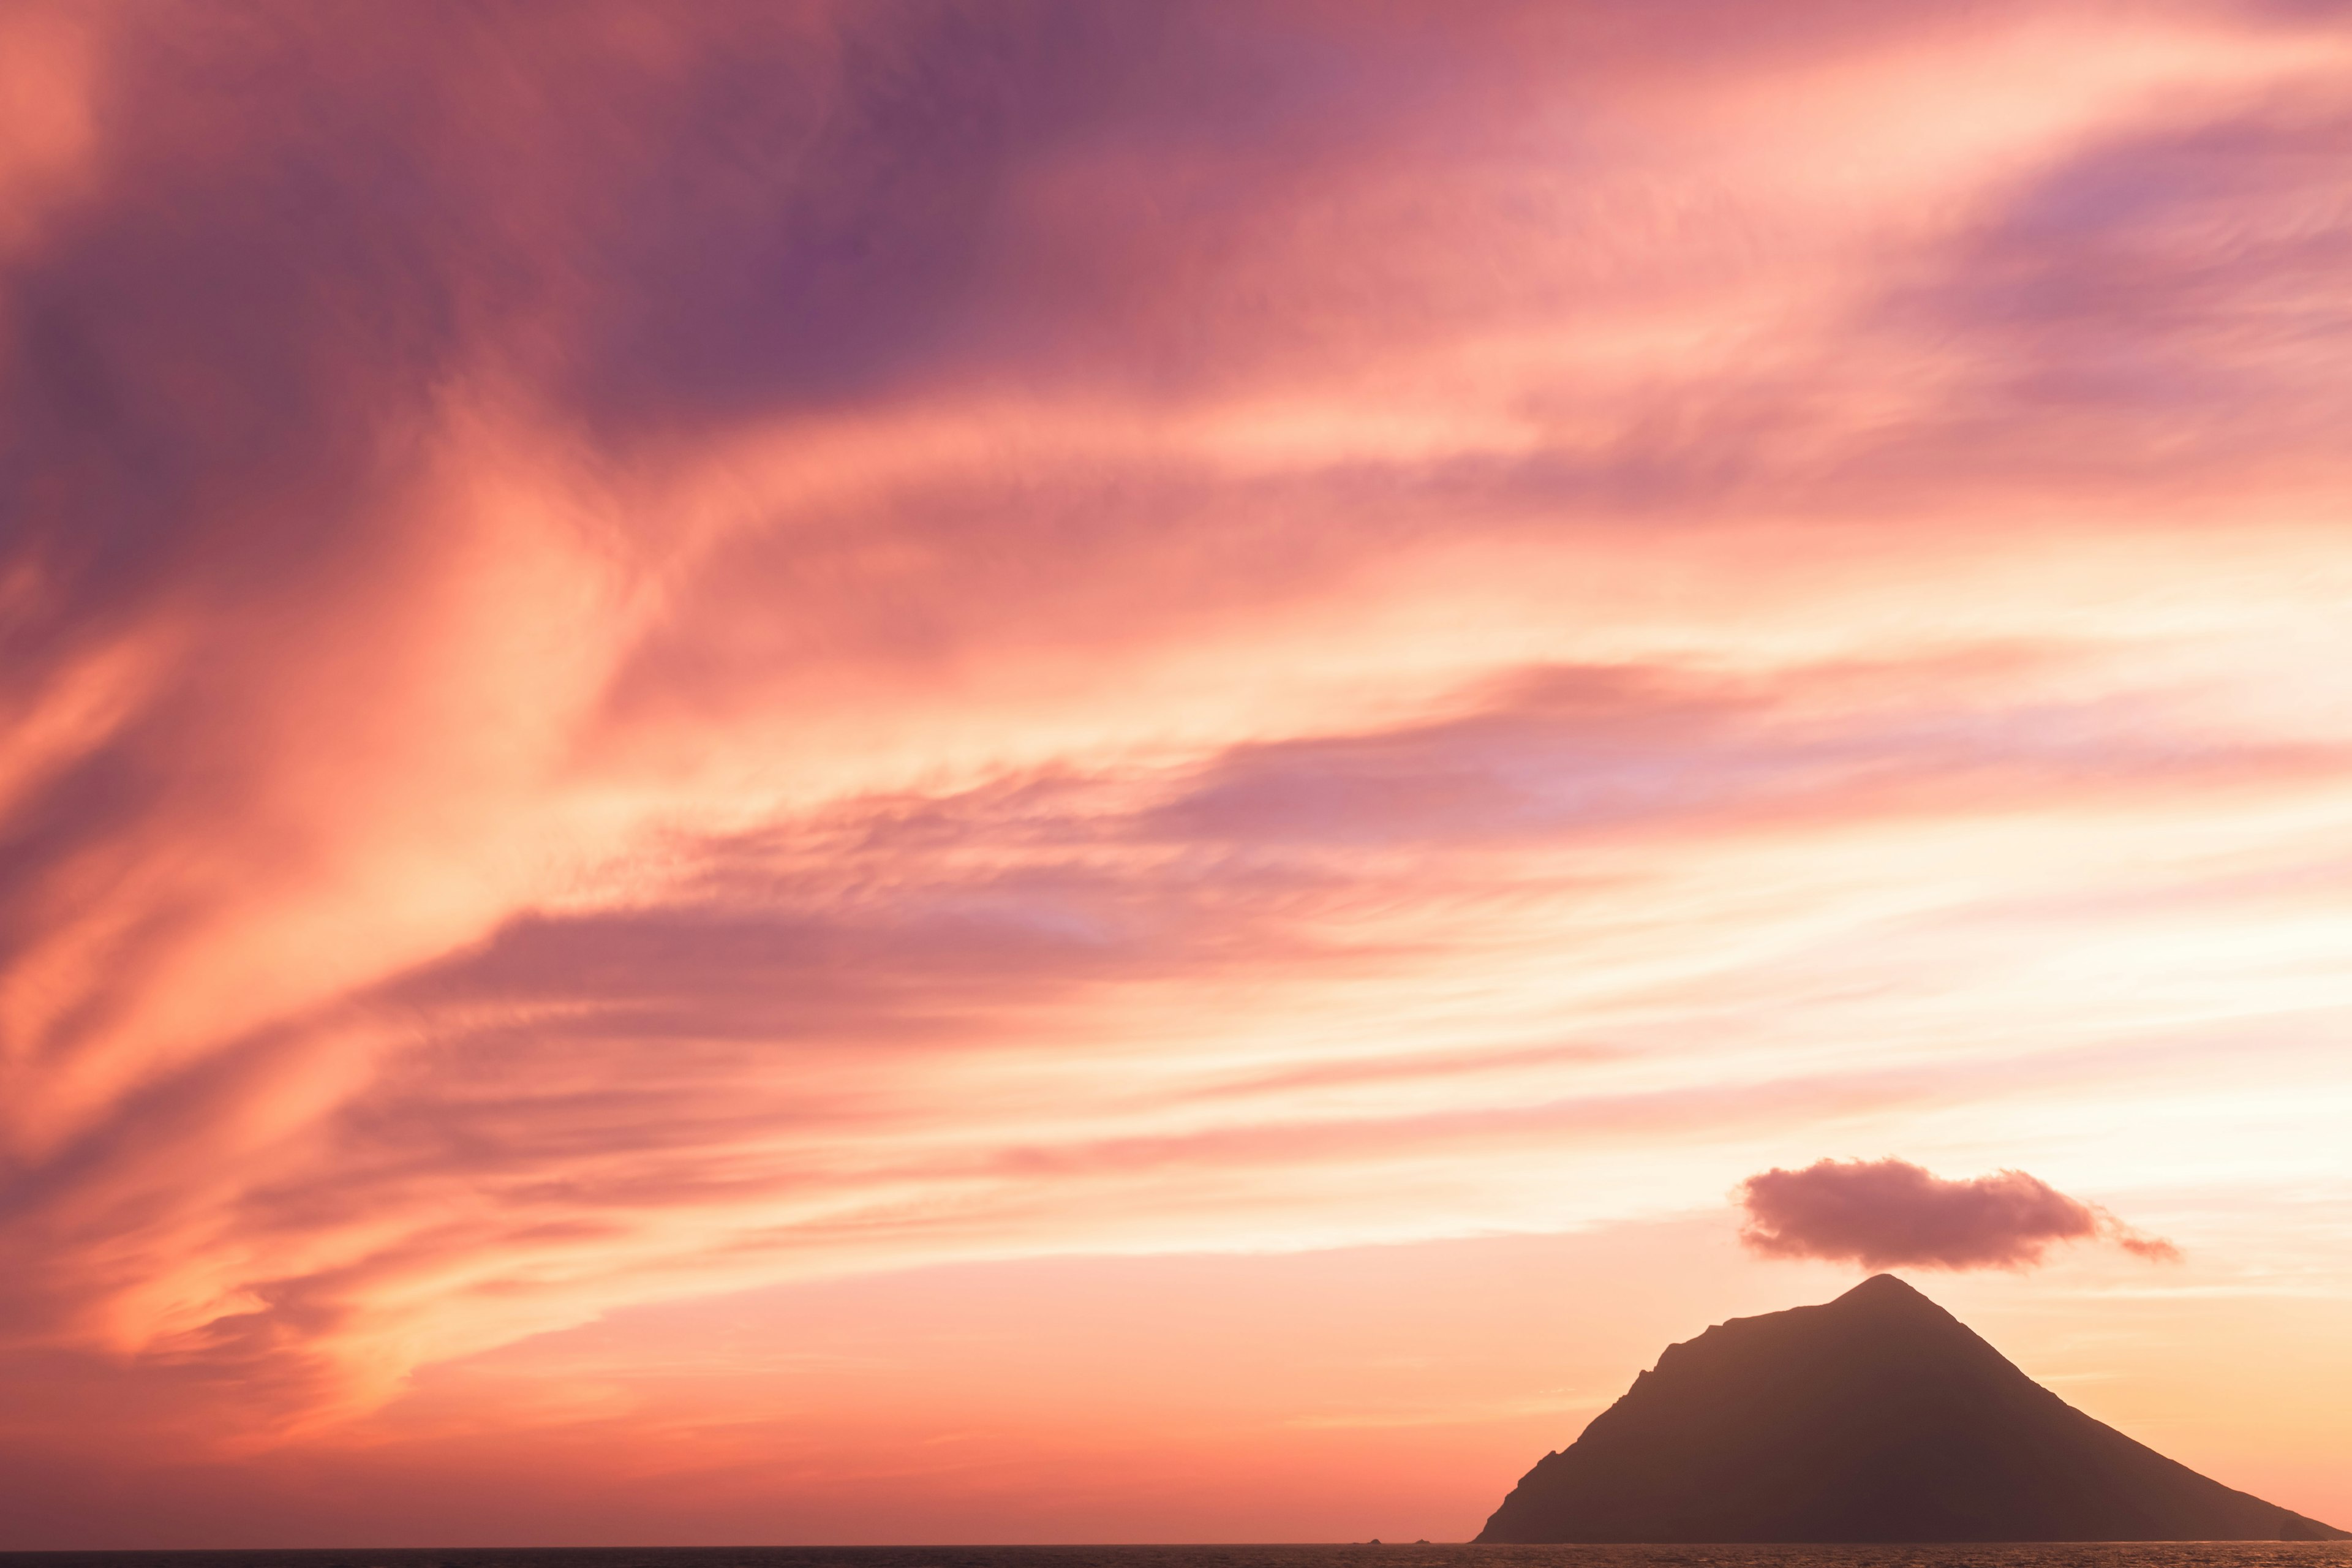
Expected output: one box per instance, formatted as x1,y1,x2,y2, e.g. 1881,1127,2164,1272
1477,1278,2347,1543
1828,1272,1949,1317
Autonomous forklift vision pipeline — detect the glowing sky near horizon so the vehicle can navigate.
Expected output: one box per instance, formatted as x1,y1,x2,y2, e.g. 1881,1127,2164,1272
4,0,2352,1547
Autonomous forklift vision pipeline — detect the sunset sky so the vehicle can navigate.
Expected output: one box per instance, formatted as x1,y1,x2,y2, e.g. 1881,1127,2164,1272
4,0,2351,1547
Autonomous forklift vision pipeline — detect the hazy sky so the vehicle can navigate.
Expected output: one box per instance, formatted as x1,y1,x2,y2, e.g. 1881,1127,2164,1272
4,0,2351,1546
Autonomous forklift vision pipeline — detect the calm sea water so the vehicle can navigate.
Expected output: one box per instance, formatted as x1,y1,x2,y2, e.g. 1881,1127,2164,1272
4,1547,2348,1568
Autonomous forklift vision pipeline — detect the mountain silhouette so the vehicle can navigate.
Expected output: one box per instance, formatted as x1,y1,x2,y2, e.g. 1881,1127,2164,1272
1478,1273,2346,1542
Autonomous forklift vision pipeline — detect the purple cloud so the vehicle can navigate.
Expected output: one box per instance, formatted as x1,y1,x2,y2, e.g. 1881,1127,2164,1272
1738,1157,2180,1270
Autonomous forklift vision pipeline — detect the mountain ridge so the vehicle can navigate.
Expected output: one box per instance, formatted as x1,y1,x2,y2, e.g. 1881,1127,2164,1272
1477,1274,2347,1542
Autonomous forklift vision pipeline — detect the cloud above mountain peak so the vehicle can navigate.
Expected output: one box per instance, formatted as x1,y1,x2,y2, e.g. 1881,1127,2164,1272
1738,1158,2181,1271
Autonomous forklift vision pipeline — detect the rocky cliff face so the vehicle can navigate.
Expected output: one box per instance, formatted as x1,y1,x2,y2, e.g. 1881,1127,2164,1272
1479,1274,2347,1542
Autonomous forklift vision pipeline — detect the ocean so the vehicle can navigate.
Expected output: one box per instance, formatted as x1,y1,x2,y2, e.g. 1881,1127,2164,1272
4,1546,2348,1568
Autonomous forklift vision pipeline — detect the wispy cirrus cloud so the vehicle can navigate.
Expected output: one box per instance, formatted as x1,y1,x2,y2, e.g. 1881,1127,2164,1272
4,0,2352,1544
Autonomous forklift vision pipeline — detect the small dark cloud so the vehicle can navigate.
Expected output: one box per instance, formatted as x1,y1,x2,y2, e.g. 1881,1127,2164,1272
1737,1156,2180,1270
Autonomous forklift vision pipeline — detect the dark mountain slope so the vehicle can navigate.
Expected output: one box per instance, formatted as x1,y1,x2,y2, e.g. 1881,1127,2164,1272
1478,1274,2346,1542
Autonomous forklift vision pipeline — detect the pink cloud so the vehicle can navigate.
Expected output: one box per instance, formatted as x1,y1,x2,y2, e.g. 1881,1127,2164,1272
1738,1157,2182,1270
3,0,2348,1543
